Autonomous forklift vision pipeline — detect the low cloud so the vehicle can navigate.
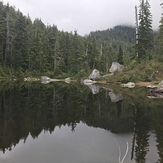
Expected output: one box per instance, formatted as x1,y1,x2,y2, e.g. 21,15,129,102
3,0,162,35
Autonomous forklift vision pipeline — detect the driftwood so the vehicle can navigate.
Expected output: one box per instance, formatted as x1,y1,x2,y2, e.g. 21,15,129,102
147,87,163,99
150,87,163,93
147,93,163,99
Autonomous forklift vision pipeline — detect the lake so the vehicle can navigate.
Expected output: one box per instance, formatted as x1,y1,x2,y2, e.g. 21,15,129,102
0,81,162,163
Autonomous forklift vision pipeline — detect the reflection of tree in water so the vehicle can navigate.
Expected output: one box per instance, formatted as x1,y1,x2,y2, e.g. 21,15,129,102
0,84,132,152
116,100,123,118
0,82,163,162
154,110,163,163
156,126,163,163
132,104,150,163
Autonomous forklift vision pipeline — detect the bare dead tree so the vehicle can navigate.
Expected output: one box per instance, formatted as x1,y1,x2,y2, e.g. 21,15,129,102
135,6,139,57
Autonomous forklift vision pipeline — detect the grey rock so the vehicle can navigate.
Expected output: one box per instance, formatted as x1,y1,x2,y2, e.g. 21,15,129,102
109,62,124,73
88,69,101,80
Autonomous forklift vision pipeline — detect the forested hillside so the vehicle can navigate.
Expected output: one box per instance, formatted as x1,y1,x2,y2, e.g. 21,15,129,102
0,1,162,79
90,25,136,43
0,2,136,77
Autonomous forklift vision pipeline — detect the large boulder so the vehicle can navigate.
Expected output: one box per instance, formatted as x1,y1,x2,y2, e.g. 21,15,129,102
88,69,101,80
109,62,124,73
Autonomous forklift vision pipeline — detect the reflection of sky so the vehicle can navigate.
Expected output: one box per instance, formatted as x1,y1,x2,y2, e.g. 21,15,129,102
0,123,159,163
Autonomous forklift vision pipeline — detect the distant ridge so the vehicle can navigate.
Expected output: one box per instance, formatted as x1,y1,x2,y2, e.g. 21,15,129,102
90,25,136,43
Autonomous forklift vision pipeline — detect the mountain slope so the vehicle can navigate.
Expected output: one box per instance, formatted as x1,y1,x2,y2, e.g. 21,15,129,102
90,25,136,43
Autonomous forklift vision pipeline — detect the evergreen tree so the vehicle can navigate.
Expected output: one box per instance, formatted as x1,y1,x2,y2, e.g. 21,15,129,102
156,2,163,59
46,25,60,71
30,18,47,71
137,0,153,61
69,30,85,75
12,10,28,69
0,1,6,65
0,2,139,76
134,105,150,163
4,3,15,67
117,45,123,64
25,15,34,70
86,36,99,70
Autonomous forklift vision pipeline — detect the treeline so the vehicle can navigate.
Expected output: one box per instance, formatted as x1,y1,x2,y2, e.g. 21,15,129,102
0,1,163,77
0,2,135,77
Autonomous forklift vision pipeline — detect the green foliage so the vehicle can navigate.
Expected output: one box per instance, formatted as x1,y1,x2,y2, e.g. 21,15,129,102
90,25,136,69
0,1,162,81
0,2,137,77
73,69,88,79
104,59,163,83
156,3,163,59
137,0,153,61
117,45,124,64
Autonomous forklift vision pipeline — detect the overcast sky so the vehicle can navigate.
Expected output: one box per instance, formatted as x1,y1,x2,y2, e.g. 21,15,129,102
2,0,162,35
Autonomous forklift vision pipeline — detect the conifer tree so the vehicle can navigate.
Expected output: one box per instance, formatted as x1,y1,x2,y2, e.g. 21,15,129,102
137,0,153,61
117,45,123,64
157,2,163,58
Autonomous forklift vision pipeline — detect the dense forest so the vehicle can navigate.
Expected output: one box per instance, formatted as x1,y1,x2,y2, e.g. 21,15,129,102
0,1,163,79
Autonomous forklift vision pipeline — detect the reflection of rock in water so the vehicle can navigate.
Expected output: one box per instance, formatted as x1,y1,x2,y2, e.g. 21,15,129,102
41,80,51,84
83,79,97,85
41,76,51,84
88,84,101,94
109,91,123,102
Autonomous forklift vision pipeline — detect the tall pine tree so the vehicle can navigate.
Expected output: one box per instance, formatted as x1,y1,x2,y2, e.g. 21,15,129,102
157,2,163,59
118,45,123,64
137,0,153,61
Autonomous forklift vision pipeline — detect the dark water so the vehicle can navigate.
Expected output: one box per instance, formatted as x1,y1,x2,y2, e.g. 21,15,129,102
0,82,163,163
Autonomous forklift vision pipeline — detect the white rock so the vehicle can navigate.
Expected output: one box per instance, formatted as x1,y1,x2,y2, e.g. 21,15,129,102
121,82,135,88
88,69,101,80
109,62,124,73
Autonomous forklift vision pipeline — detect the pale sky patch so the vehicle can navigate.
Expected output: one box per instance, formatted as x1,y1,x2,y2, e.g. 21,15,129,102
2,0,162,35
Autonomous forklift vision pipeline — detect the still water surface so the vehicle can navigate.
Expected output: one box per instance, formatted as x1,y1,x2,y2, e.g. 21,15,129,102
0,82,162,163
